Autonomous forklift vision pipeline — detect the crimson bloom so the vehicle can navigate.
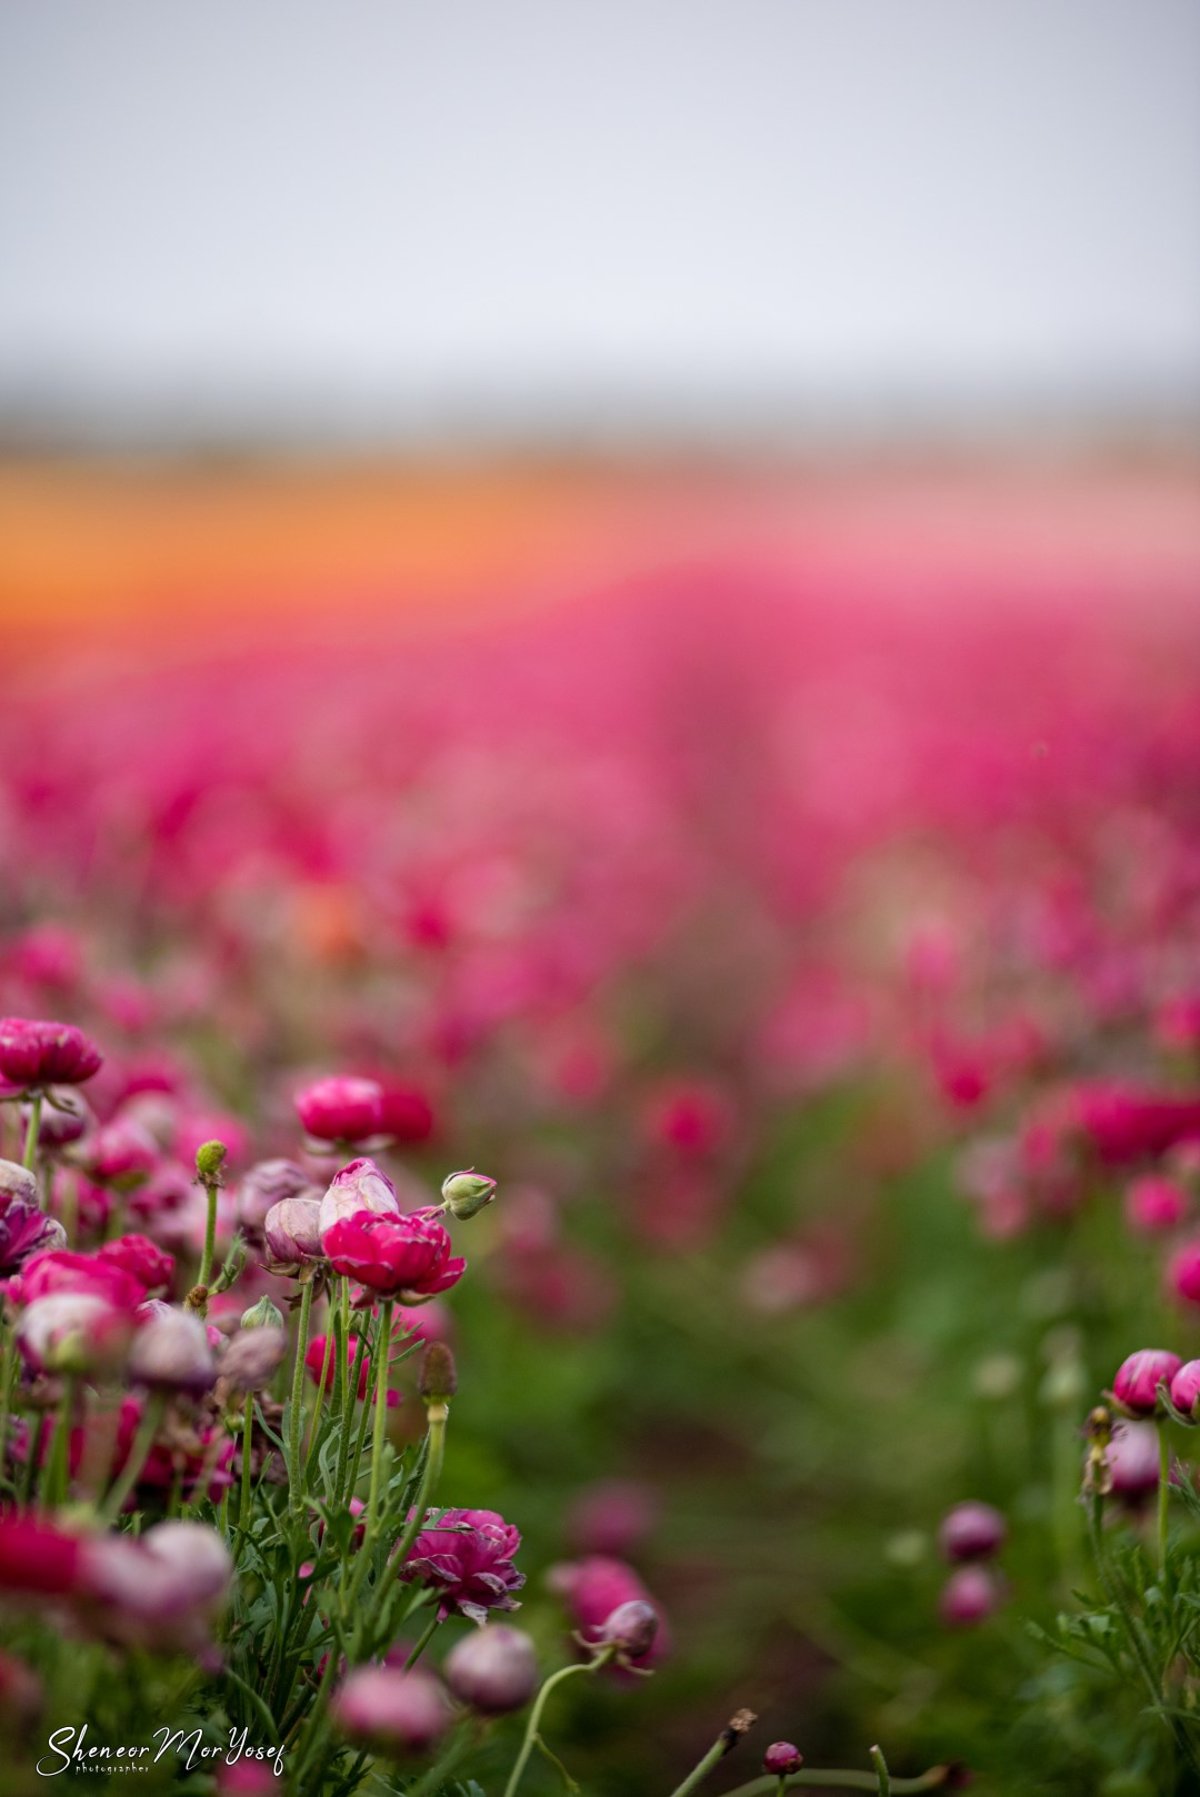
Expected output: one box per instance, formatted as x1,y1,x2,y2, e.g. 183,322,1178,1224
6,1247,148,1311
397,1507,524,1624
0,1161,65,1277
0,1512,83,1597
322,1208,465,1301
0,1019,102,1089
295,1076,384,1143
98,1233,175,1294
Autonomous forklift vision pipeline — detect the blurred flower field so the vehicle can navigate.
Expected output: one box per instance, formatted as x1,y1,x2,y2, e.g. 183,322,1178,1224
1,461,1200,1795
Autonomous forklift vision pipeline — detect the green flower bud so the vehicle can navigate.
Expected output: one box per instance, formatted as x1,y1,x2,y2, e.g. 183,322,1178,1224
440,1168,497,1220
241,1294,285,1331
195,1140,228,1183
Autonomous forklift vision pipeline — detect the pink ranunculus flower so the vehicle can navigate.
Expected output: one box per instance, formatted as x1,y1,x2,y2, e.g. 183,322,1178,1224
296,1076,385,1144
0,1160,66,1277
263,1196,325,1269
1125,1175,1189,1235
0,1018,102,1089
548,1554,669,1668
317,1157,402,1236
331,1665,450,1753
321,1208,465,1302
1112,1348,1182,1415
6,1247,149,1311
397,1507,525,1624
98,1233,175,1294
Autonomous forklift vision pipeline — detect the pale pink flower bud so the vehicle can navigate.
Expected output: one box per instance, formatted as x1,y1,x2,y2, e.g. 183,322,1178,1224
443,1624,538,1713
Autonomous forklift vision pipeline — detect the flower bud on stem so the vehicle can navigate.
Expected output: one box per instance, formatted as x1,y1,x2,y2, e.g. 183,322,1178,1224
192,1140,227,1317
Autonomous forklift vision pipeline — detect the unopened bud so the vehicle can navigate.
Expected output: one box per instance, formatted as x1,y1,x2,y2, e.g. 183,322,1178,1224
419,1341,457,1402
440,1168,497,1220
600,1598,658,1660
195,1140,227,1185
241,1295,285,1331
221,1326,287,1392
763,1742,804,1775
443,1624,538,1713
129,1307,216,1395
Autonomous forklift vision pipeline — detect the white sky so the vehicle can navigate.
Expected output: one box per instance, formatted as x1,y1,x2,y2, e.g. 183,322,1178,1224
1,0,1199,441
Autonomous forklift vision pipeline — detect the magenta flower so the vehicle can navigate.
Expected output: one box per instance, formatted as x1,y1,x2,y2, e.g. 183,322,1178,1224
938,1502,1007,1563
295,1076,384,1144
1107,1421,1163,1499
1112,1348,1182,1416
939,1564,1003,1628
322,1208,465,1301
1171,1360,1200,1419
332,1666,450,1753
0,1161,66,1277
550,1555,668,1666
98,1233,175,1294
0,1018,102,1088
263,1195,325,1268
397,1507,525,1624
6,1246,149,1311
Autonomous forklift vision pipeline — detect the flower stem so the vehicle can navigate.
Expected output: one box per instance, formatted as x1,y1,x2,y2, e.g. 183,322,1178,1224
238,1393,254,1530
287,1276,314,1508
45,1373,78,1508
100,1391,167,1524
22,1092,43,1170
404,1609,440,1669
344,1299,394,1610
1157,1419,1171,1577
197,1180,218,1298
870,1745,891,1796
503,1652,614,1797
709,1771,952,1796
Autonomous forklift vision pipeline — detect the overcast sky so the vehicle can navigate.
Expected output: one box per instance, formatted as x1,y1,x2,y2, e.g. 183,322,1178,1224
2,0,1199,444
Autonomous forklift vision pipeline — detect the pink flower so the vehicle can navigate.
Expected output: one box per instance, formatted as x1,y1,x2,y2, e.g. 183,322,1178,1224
1073,1082,1200,1168
263,1196,324,1268
98,1234,175,1294
398,1507,524,1624
939,1564,1003,1627
1171,1360,1200,1419
0,1512,84,1597
306,1333,375,1400
296,1076,385,1143
83,1119,158,1188
332,1666,450,1753
443,1624,538,1713
1169,1241,1200,1306
0,1018,102,1089
1125,1176,1188,1235
549,1555,668,1667
79,1520,232,1653
938,1502,1006,1563
7,1247,148,1311
1107,1421,1164,1499
17,1292,133,1376
1112,1348,1182,1415
237,1159,317,1235
322,1209,465,1302
317,1158,401,1235
0,1161,66,1277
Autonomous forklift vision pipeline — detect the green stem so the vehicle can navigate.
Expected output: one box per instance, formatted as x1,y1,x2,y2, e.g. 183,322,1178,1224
22,1092,43,1170
503,1653,613,1797
0,1322,17,1474
335,1313,369,1506
408,1724,475,1797
287,1278,314,1508
239,1393,254,1530
870,1745,891,1797
197,1180,218,1300
668,1728,742,1797
344,1300,394,1610
1157,1420,1171,1578
100,1391,167,1523
303,1313,337,1480
45,1373,78,1508
404,1610,441,1669
712,1772,950,1796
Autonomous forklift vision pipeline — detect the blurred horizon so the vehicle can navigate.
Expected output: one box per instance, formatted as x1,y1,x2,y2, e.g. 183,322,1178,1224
3,0,1199,456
